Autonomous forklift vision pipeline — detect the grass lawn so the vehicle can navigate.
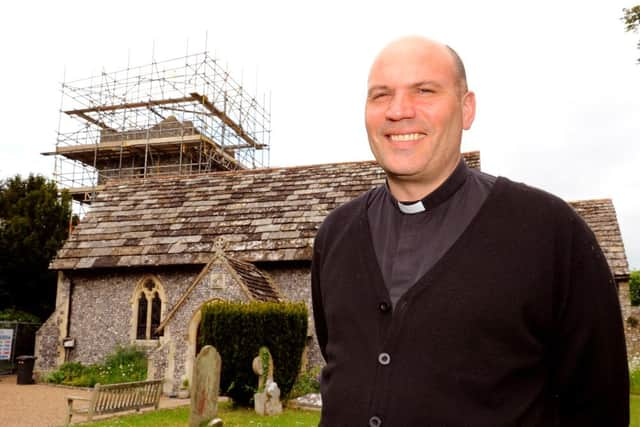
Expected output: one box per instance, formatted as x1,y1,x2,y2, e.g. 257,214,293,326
78,401,321,426
77,397,640,426
632,394,640,427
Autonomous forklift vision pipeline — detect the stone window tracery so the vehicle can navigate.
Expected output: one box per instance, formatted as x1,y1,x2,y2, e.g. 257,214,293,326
134,279,165,340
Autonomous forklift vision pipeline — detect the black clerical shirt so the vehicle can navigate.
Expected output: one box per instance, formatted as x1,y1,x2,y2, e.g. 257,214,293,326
367,157,496,307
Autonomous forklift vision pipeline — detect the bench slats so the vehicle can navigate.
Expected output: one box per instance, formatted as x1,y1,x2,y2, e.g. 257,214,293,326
65,379,163,425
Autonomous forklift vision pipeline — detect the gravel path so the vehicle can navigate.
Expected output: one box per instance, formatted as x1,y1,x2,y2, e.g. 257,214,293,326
0,375,189,427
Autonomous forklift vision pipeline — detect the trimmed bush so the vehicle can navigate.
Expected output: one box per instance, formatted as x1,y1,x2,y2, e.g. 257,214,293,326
45,345,146,387
52,362,86,384
631,271,640,306
289,366,321,398
100,345,147,383
198,301,308,406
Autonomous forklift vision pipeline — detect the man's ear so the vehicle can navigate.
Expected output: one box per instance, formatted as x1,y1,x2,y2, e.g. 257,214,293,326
462,91,476,130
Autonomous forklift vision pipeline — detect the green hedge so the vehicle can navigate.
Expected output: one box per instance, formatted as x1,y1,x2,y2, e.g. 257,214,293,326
630,271,640,306
198,301,308,406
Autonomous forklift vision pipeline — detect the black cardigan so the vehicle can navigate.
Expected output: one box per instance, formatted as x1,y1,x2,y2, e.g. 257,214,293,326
312,177,629,427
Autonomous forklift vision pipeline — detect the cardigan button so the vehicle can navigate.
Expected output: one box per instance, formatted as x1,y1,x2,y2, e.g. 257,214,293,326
369,415,382,427
378,302,390,312
378,352,391,365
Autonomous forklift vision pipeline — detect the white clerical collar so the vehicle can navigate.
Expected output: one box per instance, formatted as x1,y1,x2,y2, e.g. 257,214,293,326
397,200,426,214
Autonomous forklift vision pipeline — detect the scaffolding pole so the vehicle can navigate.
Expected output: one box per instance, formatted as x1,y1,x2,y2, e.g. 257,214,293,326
45,50,271,206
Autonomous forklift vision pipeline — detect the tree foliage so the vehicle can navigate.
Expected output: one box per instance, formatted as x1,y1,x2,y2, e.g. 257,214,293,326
0,308,41,323
623,5,640,63
631,270,640,306
0,174,72,319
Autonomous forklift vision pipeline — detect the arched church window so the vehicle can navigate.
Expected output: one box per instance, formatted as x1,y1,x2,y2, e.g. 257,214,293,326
134,279,165,340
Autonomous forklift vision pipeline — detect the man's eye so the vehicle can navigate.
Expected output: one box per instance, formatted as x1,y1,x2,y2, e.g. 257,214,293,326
419,88,434,94
370,93,389,100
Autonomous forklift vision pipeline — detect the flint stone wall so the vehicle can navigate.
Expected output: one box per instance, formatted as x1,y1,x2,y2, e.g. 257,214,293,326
34,273,72,375
148,340,170,388
65,267,199,365
37,260,324,392
618,280,640,357
34,313,63,374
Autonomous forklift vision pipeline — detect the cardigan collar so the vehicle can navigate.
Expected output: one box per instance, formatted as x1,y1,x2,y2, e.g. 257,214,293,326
386,157,470,214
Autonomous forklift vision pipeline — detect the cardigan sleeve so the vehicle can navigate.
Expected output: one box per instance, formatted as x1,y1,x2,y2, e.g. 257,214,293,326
551,213,629,425
311,224,328,362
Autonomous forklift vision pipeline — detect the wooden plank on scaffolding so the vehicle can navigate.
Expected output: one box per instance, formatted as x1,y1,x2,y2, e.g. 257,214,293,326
64,96,196,115
53,135,203,156
189,92,262,149
198,133,242,168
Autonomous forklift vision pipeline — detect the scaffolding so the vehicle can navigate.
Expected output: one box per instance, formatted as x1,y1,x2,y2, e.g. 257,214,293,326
43,51,271,203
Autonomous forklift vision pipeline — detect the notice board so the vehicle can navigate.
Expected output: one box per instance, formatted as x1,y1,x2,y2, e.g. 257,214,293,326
0,328,13,360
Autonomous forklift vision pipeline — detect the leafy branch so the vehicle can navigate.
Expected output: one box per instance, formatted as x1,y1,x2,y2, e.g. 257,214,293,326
623,5,640,63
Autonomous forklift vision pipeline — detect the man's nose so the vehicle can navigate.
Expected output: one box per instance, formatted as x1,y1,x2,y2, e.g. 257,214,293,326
385,92,415,121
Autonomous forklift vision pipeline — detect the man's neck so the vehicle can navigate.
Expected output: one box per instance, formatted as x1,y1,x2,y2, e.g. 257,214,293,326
387,158,461,202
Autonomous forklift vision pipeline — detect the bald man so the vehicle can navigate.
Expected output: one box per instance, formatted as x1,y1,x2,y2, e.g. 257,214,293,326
311,37,629,426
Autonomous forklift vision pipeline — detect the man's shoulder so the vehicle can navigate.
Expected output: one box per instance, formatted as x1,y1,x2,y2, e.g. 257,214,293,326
323,188,374,223
493,176,584,227
315,187,376,240
497,176,572,212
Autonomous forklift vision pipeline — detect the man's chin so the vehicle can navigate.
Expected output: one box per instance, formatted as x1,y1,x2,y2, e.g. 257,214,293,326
381,168,424,182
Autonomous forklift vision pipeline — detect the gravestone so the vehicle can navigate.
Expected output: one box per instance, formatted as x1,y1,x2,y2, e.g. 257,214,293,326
252,346,283,416
189,345,222,427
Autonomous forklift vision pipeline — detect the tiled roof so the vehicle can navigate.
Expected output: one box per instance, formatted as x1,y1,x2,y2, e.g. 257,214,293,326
226,256,280,302
51,150,628,279
568,199,629,279
52,159,385,269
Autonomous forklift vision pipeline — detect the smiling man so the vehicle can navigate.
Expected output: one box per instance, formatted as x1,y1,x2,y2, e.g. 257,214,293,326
311,37,629,426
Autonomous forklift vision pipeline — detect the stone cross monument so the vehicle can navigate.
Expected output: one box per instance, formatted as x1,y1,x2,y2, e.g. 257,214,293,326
252,346,283,416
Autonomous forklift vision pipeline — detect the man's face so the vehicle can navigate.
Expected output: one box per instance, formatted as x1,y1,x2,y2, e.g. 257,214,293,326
365,40,475,192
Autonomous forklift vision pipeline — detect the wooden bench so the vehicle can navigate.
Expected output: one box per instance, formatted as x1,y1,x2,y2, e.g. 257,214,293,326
65,379,163,425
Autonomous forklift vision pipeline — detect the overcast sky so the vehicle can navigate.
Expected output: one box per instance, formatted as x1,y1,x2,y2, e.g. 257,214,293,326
0,0,638,269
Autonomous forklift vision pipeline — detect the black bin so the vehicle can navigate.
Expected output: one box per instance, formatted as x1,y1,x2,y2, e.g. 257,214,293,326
16,355,37,385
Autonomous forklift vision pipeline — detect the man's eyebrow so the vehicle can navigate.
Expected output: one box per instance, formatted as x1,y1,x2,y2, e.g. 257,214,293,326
367,81,444,96
411,80,443,89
